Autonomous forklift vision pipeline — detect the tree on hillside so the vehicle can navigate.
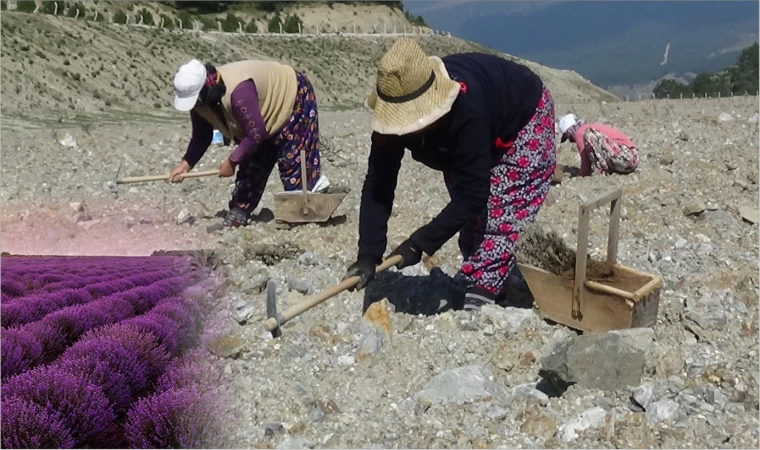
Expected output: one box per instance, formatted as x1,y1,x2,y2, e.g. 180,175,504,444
653,42,759,98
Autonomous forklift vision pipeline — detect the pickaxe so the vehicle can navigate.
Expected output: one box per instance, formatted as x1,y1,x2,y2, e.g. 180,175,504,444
264,255,402,338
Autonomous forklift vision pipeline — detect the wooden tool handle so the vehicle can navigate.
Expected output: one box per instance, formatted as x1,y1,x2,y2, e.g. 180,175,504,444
263,254,402,332
300,149,308,215
117,170,220,184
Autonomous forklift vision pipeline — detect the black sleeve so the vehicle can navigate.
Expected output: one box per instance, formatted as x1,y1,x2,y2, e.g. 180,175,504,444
182,110,214,168
357,132,405,263
411,118,492,256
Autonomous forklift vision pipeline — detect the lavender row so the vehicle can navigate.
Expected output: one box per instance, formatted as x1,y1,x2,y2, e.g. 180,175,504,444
2,274,202,380
1,270,204,329
2,264,195,298
1,294,207,448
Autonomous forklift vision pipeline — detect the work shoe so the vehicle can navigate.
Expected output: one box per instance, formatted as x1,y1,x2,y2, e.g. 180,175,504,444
463,288,497,311
223,207,251,228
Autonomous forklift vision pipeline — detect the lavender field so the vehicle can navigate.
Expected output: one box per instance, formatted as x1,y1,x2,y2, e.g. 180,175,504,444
1,256,223,448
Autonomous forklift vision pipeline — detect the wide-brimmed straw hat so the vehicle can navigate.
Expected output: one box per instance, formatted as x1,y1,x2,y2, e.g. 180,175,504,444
365,38,461,135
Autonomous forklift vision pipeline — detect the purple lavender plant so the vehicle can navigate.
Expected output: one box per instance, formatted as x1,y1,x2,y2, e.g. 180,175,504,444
155,349,220,393
61,339,151,408
79,323,171,381
1,329,43,381
1,397,76,449
124,387,221,449
121,313,183,355
1,278,26,297
2,366,116,447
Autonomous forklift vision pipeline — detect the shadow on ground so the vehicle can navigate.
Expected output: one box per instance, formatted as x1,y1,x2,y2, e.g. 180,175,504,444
361,265,535,315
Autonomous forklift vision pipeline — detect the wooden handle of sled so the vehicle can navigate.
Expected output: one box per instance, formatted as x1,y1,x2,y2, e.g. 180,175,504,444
300,149,308,215
117,170,220,184
263,254,403,332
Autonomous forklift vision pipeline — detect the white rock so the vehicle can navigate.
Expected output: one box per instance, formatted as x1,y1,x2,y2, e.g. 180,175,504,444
558,407,607,442
337,355,355,366
632,382,654,409
645,398,680,423
718,113,733,123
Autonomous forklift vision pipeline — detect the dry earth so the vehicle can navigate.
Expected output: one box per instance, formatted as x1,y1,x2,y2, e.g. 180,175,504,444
1,6,759,449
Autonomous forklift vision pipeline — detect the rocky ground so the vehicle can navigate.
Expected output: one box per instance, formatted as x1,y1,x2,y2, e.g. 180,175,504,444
2,95,758,448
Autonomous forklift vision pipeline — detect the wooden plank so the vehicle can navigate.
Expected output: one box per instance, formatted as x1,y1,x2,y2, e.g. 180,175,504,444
607,198,621,269
580,189,623,212
572,207,590,321
631,287,661,328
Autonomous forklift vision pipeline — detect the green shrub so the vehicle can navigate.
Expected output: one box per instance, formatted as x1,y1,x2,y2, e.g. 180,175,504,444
244,20,257,33
139,8,153,25
221,12,240,32
176,10,191,29
16,1,36,13
66,2,86,17
199,16,216,31
113,10,127,24
267,14,281,33
283,14,302,33
159,13,173,29
40,1,60,15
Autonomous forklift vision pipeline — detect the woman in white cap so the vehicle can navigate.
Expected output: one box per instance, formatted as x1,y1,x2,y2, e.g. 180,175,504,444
343,38,557,311
169,59,329,227
558,113,638,176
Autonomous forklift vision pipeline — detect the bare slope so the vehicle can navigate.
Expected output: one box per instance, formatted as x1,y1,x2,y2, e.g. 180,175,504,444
0,10,618,125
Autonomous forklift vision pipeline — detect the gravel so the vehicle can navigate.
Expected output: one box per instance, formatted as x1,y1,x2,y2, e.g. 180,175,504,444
2,96,758,448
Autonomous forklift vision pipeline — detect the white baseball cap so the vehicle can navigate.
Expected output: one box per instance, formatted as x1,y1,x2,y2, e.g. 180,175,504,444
173,59,207,111
558,113,578,142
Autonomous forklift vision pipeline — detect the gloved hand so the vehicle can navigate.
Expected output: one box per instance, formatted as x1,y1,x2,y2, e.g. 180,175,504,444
388,237,423,270
343,255,379,291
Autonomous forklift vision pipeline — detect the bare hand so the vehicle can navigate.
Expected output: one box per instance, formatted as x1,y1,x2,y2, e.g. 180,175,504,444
169,160,191,183
218,159,235,178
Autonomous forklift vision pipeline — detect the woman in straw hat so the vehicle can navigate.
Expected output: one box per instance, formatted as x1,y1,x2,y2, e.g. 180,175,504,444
169,58,330,227
343,39,557,311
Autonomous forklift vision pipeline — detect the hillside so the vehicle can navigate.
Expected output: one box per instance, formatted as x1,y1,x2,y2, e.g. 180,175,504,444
1,3,618,126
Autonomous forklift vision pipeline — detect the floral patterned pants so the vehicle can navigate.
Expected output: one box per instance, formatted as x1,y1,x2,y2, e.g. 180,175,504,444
583,129,638,175
230,72,322,213
444,86,557,296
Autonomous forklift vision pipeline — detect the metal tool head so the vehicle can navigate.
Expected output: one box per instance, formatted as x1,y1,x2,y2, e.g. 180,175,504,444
265,279,282,338
111,160,123,198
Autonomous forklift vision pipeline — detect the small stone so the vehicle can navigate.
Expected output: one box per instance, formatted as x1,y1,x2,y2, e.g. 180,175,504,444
287,276,313,295
73,212,93,223
483,325,495,336
734,179,749,190
674,238,688,249
276,438,314,449
659,154,675,165
176,208,192,225
206,224,224,233
645,398,679,424
232,300,256,325
264,423,285,439
718,112,733,123
336,355,355,366
435,311,460,331
480,304,538,337
356,299,393,362
558,407,607,442
726,162,739,171
207,334,246,359
68,201,85,213
631,382,654,409
79,219,100,230
243,269,270,294
414,366,509,406
308,324,335,344
520,410,557,440
683,201,706,216
171,132,182,143
739,206,759,224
